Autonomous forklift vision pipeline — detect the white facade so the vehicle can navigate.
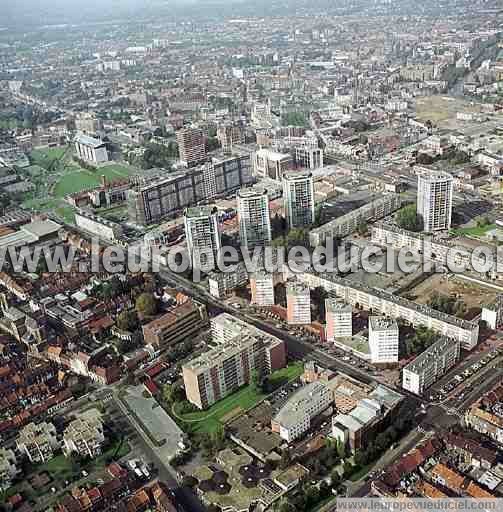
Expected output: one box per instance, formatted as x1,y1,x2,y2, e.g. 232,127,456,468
325,298,352,340
0,449,19,492
287,280,311,325
310,194,402,246
417,171,453,232
368,316,399,364
237,186,272,250
184,206,222,270
254,148,292,180
75,210,123,241
283,171,315,229
481,295,503,330
251,272,275,306
74,134,109,164
294,146,323,170
63,409,105,458
295,271,479,350
208,263,248,298
402,337,460,395
16,422,60,464
273,382,333,442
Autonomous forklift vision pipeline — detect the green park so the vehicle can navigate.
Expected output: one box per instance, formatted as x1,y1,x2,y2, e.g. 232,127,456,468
20,146,137,224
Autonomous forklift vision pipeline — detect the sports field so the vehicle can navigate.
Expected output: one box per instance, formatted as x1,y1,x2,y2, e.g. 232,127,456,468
52,163,135,197
22,146,137,223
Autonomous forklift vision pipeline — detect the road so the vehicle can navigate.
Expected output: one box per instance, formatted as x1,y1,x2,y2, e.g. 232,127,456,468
112,392,206,512
158,267,383,387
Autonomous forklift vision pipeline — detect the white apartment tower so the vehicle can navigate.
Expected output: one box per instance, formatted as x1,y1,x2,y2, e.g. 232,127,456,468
417,170,453,232
325,298,352,340
184,206,221,270
402,337,460,395
368,316,399,364
237,186,272,250
283,171,315,229
251,271,275,306
287,280,311,325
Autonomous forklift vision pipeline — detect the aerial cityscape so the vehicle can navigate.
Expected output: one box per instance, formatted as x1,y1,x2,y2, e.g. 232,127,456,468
0,0,503,511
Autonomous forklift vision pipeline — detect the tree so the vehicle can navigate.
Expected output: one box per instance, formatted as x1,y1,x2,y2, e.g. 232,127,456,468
331,468,341,487
205,136,220,152
311,286,329,322
278,501,295,512
181,475,198,487
343,461,354,478
396,204,423,232
281,112,308,128
116,310,139,332
305,485,320,508
357,221,368,236
279,449,291,470
427,292,465,317
476,215,491,228
135,293,158,317
336,438,347,459
354,449,367,467
416,152,435,165
375,432,390,453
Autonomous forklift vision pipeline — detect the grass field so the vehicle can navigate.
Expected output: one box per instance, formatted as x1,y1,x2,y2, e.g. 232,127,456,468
173,362,304,434
415,96,480,124
53,164,136,198
451,224,496,237
53,169,102,197
100,163,135,179
30,146,69,169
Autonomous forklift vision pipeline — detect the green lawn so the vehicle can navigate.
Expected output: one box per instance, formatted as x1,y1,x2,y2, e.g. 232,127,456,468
451,224,496,237
173,362,304,434
53,170,102,197
100,164,136,180
30,146,69,169
53,164,136,197
55,205,76,224
268,361,304,387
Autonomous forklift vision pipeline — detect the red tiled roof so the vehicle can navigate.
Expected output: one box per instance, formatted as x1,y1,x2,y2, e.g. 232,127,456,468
144,379,159,395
